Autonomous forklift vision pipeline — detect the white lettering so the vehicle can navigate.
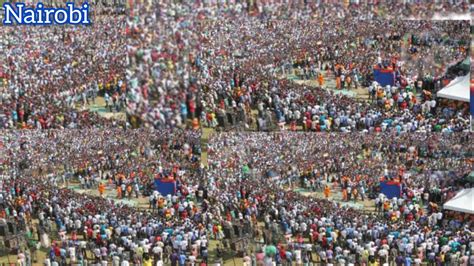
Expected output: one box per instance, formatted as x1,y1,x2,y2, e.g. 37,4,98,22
23,8,35,24
68,3,82,24
3,3,23,25
54,9,67,24
2,2,91,25
36,3,44,23
82,3,90,24
43,9,55,24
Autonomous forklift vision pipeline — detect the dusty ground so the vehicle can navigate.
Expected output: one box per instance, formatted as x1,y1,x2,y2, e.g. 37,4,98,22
75,96,127,121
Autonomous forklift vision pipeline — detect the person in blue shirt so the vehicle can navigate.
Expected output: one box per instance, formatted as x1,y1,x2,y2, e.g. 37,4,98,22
275,252,282,264
450,241,460,252
179,253,187,266
396,124,402,134
49,248,56,261
170,251,179,266
11,110,18,122
286,251,293,264
395,254,404,266
180,103,188,122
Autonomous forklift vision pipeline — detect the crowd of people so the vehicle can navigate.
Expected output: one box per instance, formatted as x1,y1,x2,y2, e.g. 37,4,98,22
197,16,470,132
125,2,203,129
0,129,211,265
1,1,470,130
0,1,472,266
206,132,473,265
123,1,471,132
0,14,127,129
169,0,470,20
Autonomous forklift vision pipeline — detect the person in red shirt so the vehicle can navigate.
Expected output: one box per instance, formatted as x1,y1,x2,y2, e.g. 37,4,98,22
86,227,93,240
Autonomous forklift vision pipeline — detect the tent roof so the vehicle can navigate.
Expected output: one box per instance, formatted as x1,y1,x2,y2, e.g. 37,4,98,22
443,188,474,214
436,75,470,102
460,58,470,69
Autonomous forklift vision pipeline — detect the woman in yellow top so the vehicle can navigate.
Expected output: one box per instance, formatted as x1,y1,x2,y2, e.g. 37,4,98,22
143,257,153,266
143,254,153,266
368,259,379,266
158,197,165,209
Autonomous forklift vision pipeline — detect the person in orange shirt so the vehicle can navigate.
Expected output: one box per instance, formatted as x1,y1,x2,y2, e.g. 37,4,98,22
324,185,331,199
126,185,132,199
342,188,347,201
164,208,171,219
116,185,122,199
318,73,325,88
98,183,106,197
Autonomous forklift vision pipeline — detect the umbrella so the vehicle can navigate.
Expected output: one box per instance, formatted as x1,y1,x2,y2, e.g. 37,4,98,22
242,165,250,175
465,172,474,183
266,170,280,179
265,245,277,256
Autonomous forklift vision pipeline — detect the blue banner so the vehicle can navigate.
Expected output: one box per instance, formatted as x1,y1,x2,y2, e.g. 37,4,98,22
154,179,176,196
380,181,401,199
373,69,395,87
470,84,473,117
